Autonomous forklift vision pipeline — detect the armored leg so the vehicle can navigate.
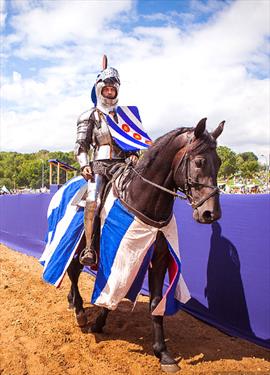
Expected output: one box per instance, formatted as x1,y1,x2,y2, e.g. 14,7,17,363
79,175,107,267
79,180,97,267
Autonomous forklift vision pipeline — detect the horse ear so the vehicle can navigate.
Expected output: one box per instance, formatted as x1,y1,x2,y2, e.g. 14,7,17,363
194,118,207,138
212,120,225,139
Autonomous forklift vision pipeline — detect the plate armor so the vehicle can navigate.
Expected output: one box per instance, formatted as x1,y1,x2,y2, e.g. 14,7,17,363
76,62,138,267
75,107,134,169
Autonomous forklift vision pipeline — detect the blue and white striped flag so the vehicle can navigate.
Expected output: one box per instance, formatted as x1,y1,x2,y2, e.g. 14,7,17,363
106,106,153,151
40,176,86,287
40,176,190,315
92,189,191,316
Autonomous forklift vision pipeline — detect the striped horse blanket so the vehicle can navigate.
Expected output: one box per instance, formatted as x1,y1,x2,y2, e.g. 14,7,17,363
40,177,190,315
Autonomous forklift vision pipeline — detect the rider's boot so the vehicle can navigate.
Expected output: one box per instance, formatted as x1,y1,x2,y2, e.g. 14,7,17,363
79,199,97,267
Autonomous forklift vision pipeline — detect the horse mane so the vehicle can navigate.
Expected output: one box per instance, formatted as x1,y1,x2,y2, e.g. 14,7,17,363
136,127,191,173
134,126,217,177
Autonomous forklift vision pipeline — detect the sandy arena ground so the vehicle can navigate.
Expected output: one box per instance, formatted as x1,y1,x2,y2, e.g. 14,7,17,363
0,244,269,375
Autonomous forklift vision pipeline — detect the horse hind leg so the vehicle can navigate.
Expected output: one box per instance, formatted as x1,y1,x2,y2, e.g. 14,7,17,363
67,252,87,327
149,232,180,373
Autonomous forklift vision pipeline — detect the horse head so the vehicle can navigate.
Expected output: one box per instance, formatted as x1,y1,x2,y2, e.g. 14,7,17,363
172,118,224,224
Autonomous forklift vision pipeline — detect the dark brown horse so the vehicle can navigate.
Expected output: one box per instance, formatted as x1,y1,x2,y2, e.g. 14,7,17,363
67,117,224,372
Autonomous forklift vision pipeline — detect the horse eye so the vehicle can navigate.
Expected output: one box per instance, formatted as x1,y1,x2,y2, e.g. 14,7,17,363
195,158,205,168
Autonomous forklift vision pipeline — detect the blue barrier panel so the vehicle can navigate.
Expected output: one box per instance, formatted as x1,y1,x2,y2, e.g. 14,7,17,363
0,193,51,257
0,193,269,348
173,195,270,349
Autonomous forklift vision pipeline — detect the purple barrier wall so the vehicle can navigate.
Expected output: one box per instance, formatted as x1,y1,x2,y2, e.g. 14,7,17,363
0,193,51,257
173,195,270,349
0,193,269,348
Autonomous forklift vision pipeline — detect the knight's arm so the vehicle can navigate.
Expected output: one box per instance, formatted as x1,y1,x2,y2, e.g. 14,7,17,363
74,110,94,170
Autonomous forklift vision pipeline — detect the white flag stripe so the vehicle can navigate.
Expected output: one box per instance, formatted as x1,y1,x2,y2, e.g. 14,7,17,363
40,199,80,265
120,106,148,134
54,229,85,287
160,216,180,258
175,275,191,304
109,123,149,149
47,176,82,218
100,189,117,233
116,114,150,145
95,204,191,313
94,218,158,309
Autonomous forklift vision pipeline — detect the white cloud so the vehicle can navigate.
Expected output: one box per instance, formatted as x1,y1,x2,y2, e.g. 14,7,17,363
0,0,6,28
10,0,132,47
1,0,269,159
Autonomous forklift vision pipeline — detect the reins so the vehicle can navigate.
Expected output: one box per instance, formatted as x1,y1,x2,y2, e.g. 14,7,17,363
131,168,187,200
128,135,220,209
111,132,220,228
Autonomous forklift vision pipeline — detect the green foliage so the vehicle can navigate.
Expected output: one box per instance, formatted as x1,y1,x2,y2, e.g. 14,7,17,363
217,146,237,178
216,146,261,181
238,160,260,179
238,152,258,162
0,146,263,190
0,150,79,190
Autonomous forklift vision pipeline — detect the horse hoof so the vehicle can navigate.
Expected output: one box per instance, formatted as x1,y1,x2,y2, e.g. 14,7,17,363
67,303,75,311
75,311,87,327
160,363,180,373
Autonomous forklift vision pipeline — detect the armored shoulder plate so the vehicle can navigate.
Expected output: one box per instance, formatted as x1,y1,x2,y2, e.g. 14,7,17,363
77,107,95,124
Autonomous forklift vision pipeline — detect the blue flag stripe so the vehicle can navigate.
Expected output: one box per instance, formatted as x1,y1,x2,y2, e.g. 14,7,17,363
107,116,149,148
127,106,141,122
117,106,151,140
47,178,85,243
91,199,135,304
125,243,155,301
112,137,141,151
164,241,182,315
43,207,84,285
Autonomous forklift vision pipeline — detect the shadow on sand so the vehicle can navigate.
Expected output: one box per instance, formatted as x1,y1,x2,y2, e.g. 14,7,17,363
75,221,269,366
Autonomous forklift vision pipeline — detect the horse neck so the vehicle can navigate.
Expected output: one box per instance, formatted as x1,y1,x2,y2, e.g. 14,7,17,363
126,132,188,223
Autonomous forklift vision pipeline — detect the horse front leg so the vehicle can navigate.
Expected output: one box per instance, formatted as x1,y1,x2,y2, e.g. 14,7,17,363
91,307,110,333
149,233,180,373
67,253,87,327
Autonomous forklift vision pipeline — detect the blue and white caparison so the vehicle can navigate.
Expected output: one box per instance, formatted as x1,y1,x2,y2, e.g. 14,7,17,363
40,175,190,316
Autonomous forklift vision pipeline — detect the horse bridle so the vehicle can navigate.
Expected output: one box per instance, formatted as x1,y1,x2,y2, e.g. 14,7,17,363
113,133,220,228
130,134,220,210
172,138,220,209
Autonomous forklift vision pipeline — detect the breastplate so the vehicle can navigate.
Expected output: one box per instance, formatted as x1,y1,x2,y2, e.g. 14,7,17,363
92,111,112,146
92,110,124,160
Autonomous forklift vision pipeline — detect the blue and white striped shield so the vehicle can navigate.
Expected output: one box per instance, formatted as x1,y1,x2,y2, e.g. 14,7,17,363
106,106,152,151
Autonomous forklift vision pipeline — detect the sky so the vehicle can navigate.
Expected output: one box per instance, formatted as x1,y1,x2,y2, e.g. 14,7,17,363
0,0,269,162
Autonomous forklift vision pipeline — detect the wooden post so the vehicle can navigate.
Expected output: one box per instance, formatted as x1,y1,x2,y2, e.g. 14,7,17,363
49,163,53,186
57,162,60,185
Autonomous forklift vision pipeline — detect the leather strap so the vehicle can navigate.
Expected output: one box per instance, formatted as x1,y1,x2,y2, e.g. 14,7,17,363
118,196,173,229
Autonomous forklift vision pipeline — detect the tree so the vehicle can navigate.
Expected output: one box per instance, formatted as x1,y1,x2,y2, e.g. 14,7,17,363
237,152,260,179
238,160,260,179
217,146,237,179
238,152,258,162
0,150,79,190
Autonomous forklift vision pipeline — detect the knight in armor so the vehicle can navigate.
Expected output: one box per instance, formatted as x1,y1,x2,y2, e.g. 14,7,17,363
75,63,139,267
